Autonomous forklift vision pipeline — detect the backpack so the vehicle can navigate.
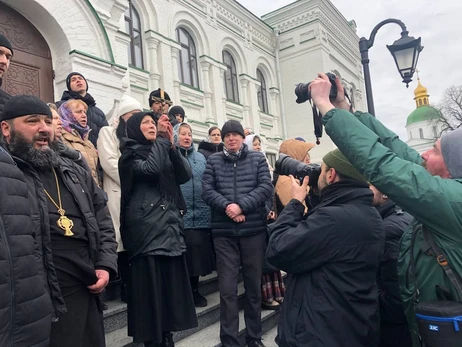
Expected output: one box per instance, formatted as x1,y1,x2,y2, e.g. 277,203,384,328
410,226,462,346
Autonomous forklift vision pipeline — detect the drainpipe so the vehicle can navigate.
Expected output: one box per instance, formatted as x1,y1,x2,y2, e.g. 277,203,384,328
275,30,288,139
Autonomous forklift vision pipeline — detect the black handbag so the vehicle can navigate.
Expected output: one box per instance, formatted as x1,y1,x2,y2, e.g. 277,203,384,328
410,226,462,347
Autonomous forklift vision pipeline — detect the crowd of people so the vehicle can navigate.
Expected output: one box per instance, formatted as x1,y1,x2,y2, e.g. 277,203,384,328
1,31,462,347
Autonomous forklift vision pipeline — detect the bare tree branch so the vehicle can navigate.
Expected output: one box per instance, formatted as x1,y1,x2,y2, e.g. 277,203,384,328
435,85,462,134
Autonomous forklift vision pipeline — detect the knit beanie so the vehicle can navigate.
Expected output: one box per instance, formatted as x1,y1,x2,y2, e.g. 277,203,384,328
117,95,143,118
169,106,185,121
221,120,245,140
441,128,462,178
323,148,366,182
149,88,171,107
1,95,51,121
0,33,13,56
66,72,89,92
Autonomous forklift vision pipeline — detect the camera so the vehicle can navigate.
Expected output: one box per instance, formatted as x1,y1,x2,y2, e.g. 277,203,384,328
275,154,321,187
295,72,338,104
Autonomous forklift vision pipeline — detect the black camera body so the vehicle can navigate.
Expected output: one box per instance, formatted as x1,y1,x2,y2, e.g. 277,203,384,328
275,154,321,188
295,72,337,104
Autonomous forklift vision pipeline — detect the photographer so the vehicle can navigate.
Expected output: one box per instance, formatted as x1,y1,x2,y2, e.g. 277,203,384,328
267,149,384,347
310,73,462,347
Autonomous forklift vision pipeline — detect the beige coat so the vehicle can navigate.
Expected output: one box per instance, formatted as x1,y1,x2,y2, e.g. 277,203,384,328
61,129,100,186
97,125,124,252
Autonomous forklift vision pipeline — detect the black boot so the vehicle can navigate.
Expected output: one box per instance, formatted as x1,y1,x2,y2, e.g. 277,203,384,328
162,332,174,347
193,290,208,307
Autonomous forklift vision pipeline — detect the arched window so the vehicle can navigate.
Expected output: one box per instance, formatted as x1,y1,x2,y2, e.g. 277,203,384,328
124,1,144,68
256,68,269,113
223,51,239,102
418,99,422,106
176,28,199,88
419,128,424,139
424,98,428,105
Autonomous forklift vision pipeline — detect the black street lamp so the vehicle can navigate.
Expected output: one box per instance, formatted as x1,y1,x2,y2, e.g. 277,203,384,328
359,19,423,116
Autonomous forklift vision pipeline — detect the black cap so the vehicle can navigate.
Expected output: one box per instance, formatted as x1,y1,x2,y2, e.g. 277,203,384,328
1,95,52,121
0,33,13,56
149,88,172,107
221,120,245,140
169,106,185,120
66,72,88,91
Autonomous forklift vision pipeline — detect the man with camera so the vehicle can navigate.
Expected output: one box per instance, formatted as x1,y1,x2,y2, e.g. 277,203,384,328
310,73,462,347
267,148,384,347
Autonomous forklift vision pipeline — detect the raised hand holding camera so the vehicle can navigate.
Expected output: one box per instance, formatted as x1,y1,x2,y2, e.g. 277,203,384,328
309,73,336,116
290,175,309,203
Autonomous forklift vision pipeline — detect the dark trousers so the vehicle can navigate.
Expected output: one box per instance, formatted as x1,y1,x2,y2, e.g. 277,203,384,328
214,232,266,347
50,286,105,347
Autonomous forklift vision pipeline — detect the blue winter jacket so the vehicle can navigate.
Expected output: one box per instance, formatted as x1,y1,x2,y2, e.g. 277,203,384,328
178,145,211,229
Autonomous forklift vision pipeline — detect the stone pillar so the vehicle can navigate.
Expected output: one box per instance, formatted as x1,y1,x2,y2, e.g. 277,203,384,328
171,45,181,105
269,87,281,135
240,77,250,128
200,60,214,123
145,34,161,91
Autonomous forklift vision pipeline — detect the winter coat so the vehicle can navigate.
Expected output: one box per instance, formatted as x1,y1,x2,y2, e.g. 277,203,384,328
14,155,118,319
0,148,52,347
267,180,384,347
376,200,413,346
61,129,100,185
119,137,192,260
0,81,11,117
178,145,211,229
198,140,224,159
202,144,273,237
57,90,108,147
323,109,462,347
97,125,124,251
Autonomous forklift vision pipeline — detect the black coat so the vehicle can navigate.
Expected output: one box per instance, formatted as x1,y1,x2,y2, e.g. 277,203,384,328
0,81,11,117
119,137,192,260
202,144,273,237
0,148,52,347
57,90,108,147
267,180,384,347
14,155,118,319
198,140,224,159
376,200,412,346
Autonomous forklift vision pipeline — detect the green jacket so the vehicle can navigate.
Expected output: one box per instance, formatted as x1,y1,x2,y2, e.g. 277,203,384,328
323,109,462,347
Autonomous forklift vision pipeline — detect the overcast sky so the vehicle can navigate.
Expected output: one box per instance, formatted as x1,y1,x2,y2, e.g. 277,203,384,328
238,0,461,139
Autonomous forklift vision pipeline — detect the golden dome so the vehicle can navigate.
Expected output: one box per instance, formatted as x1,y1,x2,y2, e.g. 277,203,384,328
414,78,428,99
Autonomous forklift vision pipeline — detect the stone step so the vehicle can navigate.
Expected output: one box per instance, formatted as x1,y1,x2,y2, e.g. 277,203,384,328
176,307,280,347
261,326,279,347
104,278,247,346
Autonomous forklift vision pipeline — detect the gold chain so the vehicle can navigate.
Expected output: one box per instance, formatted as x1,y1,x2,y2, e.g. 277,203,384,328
43,168,65,216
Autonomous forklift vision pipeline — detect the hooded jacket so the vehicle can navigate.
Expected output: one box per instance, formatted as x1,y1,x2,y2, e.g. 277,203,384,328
198,140,224,159
323,109,462,347
0,148,52,347
13,155,118,319
202,144,273,237
267,180,384,347
275,139,315,212
119,136,192,260
57,91,108,147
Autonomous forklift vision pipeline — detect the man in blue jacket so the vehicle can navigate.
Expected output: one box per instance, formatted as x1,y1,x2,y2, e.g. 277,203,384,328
202,120,273,347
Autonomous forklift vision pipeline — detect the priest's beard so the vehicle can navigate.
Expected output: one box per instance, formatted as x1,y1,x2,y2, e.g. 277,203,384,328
7,130,60,169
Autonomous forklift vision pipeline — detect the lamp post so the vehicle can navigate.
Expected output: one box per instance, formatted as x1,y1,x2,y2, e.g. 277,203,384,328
359,19,423,116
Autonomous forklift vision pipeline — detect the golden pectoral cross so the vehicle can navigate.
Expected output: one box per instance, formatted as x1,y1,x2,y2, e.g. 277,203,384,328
57,209,75,237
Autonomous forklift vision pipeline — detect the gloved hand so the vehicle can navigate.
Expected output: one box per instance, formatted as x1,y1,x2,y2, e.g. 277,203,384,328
56,140,80,161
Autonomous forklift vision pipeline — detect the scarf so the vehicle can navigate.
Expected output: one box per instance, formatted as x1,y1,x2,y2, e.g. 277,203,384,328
58,101,90,139
223,143,244,162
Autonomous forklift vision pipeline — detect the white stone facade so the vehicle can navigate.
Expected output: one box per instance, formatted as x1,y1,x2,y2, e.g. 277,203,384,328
3,0,364,160
406,120,441,154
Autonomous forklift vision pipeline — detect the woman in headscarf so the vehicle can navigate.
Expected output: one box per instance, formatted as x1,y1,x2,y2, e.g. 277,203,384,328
174,122,214,308
97,95,143,302
198,126,224,159
119,113,197,347
58,99,100,185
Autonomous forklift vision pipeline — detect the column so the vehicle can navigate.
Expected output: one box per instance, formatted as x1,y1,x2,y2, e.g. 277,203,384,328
200,60,214,123
145,35,161,91
171,45,181,105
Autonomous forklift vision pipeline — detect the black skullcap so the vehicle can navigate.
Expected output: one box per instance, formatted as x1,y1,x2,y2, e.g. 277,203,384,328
66,72,88,92
0,33,13,56
221,120,245,140
1,95,52,121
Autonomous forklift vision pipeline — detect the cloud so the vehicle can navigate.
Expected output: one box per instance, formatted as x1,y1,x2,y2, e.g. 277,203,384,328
237,0,462,140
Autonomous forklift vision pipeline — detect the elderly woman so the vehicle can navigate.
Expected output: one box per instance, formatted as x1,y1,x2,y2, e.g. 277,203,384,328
58,99,100,185
198,126,224,159
174,122,214,308
97,95,142,302
119,113,197,347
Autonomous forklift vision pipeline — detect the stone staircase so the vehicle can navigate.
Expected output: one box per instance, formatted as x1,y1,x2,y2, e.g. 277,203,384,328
103,271,281,347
